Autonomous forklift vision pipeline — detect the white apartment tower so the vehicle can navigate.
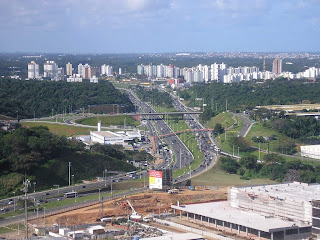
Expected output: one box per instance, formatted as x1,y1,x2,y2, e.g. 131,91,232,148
78,64,83,77
43,61,58,79
28,61,40,79
101,64,113,76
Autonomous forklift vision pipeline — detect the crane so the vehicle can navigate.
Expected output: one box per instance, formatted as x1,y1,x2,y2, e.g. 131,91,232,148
126,200,142,221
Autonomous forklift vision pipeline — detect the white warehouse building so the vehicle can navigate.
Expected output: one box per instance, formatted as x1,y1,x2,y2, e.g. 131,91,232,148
301,145,320,160
172,182,320,240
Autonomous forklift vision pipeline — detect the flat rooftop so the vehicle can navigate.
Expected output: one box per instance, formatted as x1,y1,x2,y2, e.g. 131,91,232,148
234,182,320,203
91,131,121,138
172,201,308,233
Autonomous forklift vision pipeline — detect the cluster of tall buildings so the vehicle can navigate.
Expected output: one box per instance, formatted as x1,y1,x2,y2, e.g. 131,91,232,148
138,58,320,84
27,61,114,81
137,63,264,83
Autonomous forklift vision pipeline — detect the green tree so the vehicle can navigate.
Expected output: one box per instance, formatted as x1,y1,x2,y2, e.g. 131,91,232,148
240,155,258,170
214,123,224,134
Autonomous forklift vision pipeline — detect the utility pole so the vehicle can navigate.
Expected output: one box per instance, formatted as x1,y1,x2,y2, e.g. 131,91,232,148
21,178,30,239
68,162,71,186
226,99,228,112
180,149,182,169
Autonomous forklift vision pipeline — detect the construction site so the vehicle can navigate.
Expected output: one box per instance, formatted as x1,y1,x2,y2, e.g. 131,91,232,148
2,187,229,240
3,182,320,239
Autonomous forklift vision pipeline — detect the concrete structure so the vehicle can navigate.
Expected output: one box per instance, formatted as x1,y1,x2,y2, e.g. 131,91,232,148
87,225,105,235
28,61,40,79
273,58,282,75
90,76,98,83
78,63,83,76
172,182,317,240
90,131,125,145
67,76,82,82
301,145,320,159
44,61,58,79
82,64,91,79
66,62,73,76
101,64,113,76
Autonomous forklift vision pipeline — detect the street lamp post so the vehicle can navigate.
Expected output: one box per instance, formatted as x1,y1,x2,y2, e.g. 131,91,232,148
72,175,74,192
104,169,107,187
68,162,71,186
33,182,36,193
98,189,101,202
13,192,15,211
111,177,113,195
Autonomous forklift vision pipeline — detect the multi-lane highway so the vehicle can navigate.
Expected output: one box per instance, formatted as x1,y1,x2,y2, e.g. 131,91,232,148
126,90,194,171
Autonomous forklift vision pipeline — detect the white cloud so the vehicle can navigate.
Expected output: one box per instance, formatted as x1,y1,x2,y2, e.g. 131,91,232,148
0,0,173,31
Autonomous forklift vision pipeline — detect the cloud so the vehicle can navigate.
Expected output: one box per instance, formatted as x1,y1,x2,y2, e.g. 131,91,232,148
0,0,173,31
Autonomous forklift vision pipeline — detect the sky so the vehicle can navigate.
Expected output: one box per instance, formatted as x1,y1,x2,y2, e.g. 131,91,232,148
0,0,320,53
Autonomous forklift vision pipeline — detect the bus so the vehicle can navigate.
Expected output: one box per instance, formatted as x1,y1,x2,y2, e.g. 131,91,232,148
125,171,137,178
64,191,77,198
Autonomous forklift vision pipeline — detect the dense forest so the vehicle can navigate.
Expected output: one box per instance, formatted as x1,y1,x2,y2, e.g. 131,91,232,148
0,126,144,197
0,79,134,119
180,79,320,114
134,86,173,108
220,155,320,183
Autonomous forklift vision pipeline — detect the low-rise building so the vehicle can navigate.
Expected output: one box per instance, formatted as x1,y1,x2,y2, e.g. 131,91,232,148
172,182,319,240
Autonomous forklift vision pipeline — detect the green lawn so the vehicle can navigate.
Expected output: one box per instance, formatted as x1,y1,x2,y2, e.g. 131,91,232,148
0,223,24,234
246,123,295,153
192,161,276,186
206,112,234,129
21,122,95,137
75,115,140,127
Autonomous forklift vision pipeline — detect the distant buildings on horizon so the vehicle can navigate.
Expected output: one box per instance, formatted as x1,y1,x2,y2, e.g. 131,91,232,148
26,57,320,84
27,61,118,82
138,59,320,84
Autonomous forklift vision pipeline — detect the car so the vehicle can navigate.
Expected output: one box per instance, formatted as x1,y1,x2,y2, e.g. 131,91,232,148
82,185,86,188
57,198,62,201
45,192,50,195
8,201,14,205
1,208,8,212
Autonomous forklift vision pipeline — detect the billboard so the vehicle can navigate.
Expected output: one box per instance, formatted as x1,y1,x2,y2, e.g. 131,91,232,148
149,170,162,189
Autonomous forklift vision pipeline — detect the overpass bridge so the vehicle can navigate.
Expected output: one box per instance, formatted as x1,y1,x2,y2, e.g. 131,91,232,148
129,111,202,120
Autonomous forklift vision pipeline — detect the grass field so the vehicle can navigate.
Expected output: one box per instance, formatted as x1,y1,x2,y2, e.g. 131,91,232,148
246,123,295,153
0,223,25,234
75,115,140,127
192,161,276,186
206,112,234,129
21,122,95,137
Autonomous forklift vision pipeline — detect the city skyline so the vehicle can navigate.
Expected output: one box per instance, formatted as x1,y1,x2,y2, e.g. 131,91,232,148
1,0,320,53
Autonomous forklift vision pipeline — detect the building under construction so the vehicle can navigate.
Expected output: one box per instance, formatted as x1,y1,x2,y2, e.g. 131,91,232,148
172,182,320,240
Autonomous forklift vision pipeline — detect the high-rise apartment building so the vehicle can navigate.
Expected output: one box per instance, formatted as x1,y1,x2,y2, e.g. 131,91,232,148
101,64,113,76
78,64,83,77
44,61,58,79
272,58,282,75
28,61,40,79
82,64,91,79
66,62,73,76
